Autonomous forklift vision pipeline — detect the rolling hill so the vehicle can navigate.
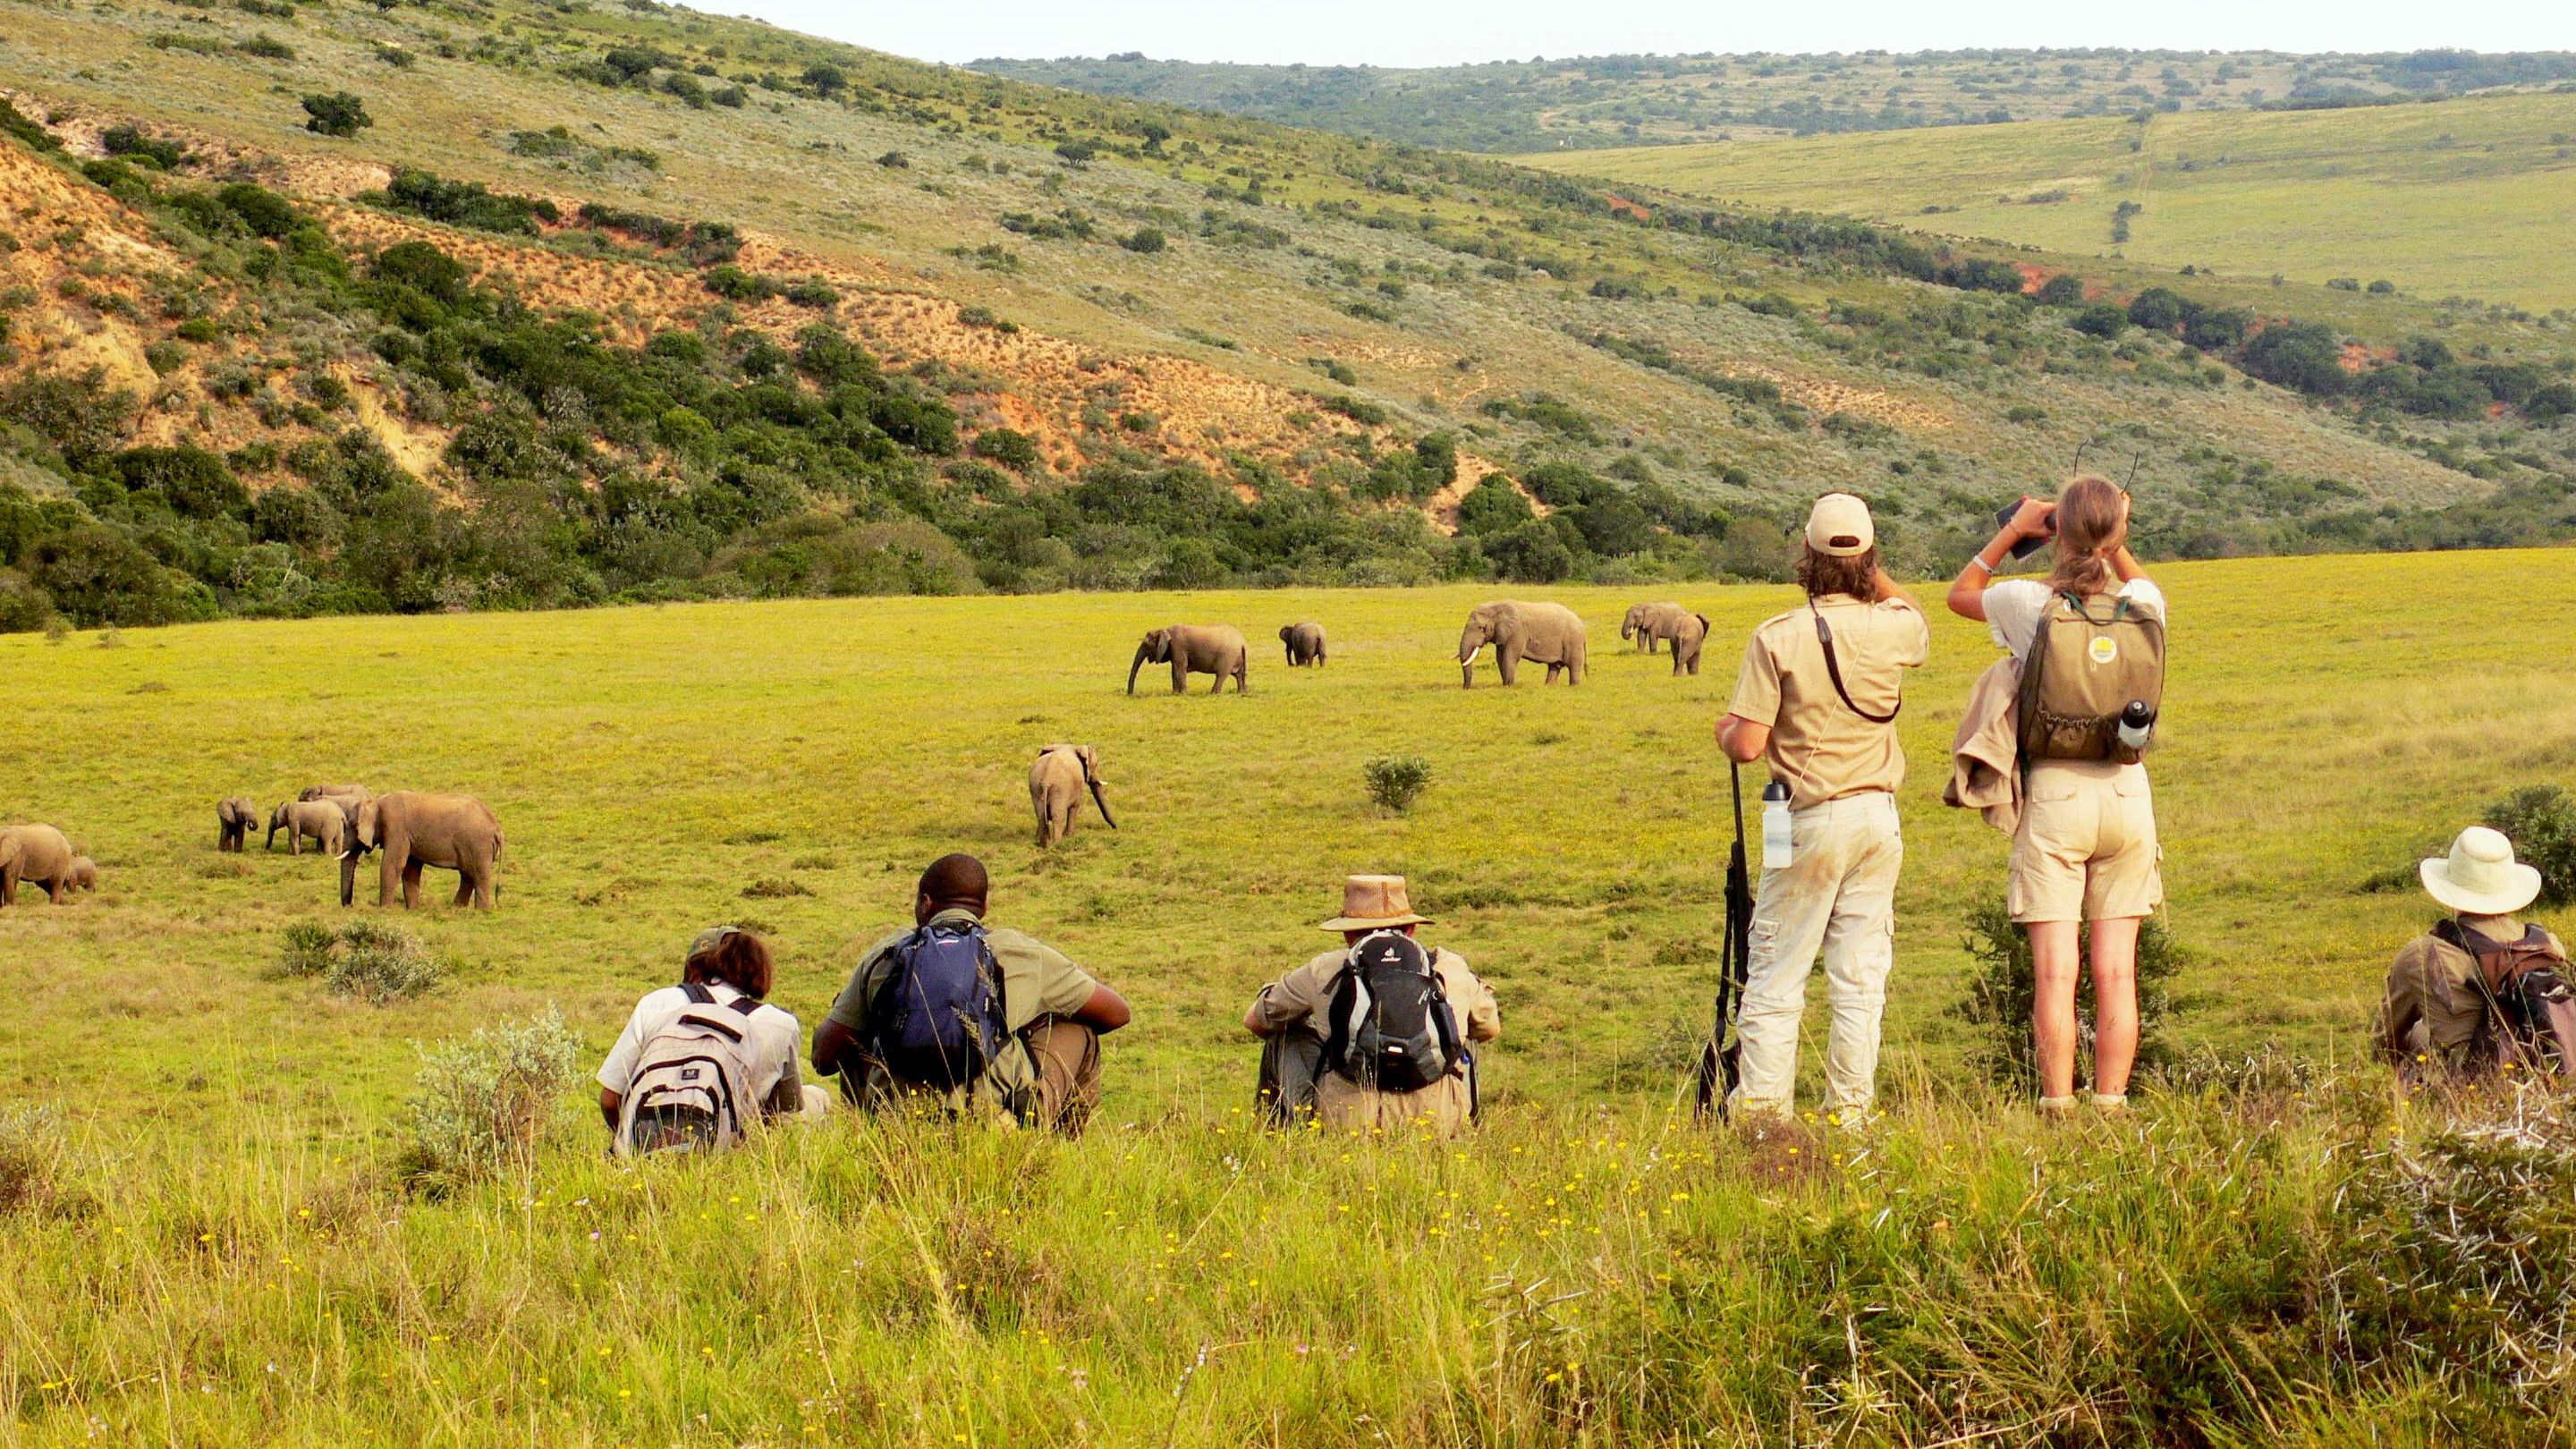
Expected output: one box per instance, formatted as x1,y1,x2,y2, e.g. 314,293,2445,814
0,1,2571,634
1520,89,2576,311
973,47,2576,151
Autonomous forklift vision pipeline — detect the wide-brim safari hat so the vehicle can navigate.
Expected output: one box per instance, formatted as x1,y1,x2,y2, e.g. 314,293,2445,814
1318,874,1435,932
2421,826,2543,916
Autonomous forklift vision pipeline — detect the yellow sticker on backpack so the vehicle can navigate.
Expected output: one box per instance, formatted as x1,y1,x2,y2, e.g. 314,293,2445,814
2089,637,2119,665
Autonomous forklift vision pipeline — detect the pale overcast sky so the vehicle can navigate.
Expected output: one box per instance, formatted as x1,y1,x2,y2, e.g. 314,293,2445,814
726,1,2571,68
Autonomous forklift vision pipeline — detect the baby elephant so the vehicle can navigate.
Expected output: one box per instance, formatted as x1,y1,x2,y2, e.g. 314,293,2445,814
1030,744,1116,847
66,856,98,896
217,796,258,852
0,824,80,906
1279,622,1326,668
1668,612,1711,677
268,800,347,857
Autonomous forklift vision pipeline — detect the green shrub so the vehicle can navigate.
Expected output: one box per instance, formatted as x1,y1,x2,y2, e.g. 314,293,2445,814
100,125,187,169
1320,394,1385,426
2482,784,2576,908
237,33,296,61
1951,897,2182,1091
301,92,373,139
1363,754,1431,813
2072,302,2130,338
1119,226,1166,254
2035,274,2087,306
275,920,445,1003
971,428,1040,471
394,1010,580,1193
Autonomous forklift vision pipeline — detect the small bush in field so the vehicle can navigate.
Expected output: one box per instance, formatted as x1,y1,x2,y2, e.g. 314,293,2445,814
275,920,445,1002
0,1105,66,1215
1364,755,1432,814
395,1011,580,1193
1951,896,2180,1090
2482,784,2576,907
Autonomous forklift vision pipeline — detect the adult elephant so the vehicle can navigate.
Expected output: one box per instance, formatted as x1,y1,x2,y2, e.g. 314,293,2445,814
1128,624,1250,695
1666,611,1711,676
301,784,371,806
1030,743,1116,848
1279,622,1327,668
343,792,503,910
0,824,80,906
1621,602,1684,654
216,796,258,852
268,801,346,856
1459,601,1588,688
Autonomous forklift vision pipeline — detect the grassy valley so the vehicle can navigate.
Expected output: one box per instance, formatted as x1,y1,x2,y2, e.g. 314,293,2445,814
974,47,2576,150
1525,89,2576,311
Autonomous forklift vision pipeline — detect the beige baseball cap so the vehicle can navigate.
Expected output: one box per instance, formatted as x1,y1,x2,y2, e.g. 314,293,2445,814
1805,493,1875,558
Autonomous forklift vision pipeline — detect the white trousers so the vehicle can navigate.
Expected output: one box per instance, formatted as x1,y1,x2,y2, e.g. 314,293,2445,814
1726,792,1902,1120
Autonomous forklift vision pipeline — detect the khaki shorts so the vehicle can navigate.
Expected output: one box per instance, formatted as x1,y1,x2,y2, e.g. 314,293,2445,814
2009,761,2162,924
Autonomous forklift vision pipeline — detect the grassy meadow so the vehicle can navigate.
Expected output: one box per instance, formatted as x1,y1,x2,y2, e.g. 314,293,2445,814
6,552,2576,1442
1530,90,2576,310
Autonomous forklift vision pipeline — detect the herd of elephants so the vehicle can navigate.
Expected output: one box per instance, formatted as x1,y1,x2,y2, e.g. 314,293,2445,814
0,597,1708,909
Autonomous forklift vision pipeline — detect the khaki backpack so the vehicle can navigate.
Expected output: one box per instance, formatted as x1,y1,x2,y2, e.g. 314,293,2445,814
2015,592,2165,765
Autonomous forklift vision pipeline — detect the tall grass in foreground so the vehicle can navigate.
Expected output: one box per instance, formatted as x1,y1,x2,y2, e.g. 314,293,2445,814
4,1063,2572,1445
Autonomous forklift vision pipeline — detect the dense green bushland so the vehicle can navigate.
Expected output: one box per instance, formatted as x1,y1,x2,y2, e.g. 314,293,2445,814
0,156,1750,628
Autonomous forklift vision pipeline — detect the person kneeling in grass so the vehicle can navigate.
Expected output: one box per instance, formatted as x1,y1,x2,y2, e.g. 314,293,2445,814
1243,874,1499,1137
2383,826,2569,1080
598,927,827,1155
811,852,1130,1135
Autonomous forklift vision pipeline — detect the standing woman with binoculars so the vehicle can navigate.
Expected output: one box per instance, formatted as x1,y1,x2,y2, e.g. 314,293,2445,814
1947,475,2166,1114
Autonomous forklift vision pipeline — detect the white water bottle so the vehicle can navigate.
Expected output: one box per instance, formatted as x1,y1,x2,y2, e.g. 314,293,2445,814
1761,779,1794,871
2116,699,2155,754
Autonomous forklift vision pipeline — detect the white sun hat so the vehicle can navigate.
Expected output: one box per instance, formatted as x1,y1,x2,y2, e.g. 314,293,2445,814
2420,826,2544,917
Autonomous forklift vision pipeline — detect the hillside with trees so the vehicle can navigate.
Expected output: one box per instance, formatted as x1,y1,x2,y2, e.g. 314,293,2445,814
1,4,2571,629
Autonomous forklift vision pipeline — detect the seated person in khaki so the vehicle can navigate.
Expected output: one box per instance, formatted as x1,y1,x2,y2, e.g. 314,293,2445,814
811,853,1131,1134
1243,875,1499,1136
2384,826,2564,1079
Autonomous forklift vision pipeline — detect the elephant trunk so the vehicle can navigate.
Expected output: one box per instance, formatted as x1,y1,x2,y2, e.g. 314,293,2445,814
1125,640,1150,695
338,848,358,908
1088,780,1118,830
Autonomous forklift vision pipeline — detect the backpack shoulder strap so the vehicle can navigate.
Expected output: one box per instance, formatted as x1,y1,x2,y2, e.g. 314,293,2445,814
681,982,714,1005
1319,956,1359,1072
728,994,764,1017
1809,600,1900,724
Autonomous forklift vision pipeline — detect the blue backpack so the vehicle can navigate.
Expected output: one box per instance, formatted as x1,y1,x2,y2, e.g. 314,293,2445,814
870,920,1010,1091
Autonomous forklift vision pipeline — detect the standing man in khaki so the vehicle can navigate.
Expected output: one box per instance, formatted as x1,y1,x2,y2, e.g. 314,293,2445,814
1716,494,1929,1122
1243,875,1500,1135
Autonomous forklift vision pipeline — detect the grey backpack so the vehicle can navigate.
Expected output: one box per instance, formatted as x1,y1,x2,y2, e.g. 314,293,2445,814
614,985,770,1157
1321,931,1463,1095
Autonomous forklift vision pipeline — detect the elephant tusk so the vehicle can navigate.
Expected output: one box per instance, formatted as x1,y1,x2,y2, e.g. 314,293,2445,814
1462,645,1484,666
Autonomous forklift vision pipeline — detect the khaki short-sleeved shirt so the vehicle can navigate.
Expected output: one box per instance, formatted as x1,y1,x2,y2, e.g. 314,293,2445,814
1728,593,1930,809
1249,945,1500,1134
826,907,1100,1116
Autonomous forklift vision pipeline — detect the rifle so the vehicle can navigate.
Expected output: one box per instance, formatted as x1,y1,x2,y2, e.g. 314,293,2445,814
1693,760,1756,1118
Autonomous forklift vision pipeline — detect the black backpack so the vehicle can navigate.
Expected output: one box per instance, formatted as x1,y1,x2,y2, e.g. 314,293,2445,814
869,921,1010,1092
1322,931,1462,1095
2441,919,2576,1077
